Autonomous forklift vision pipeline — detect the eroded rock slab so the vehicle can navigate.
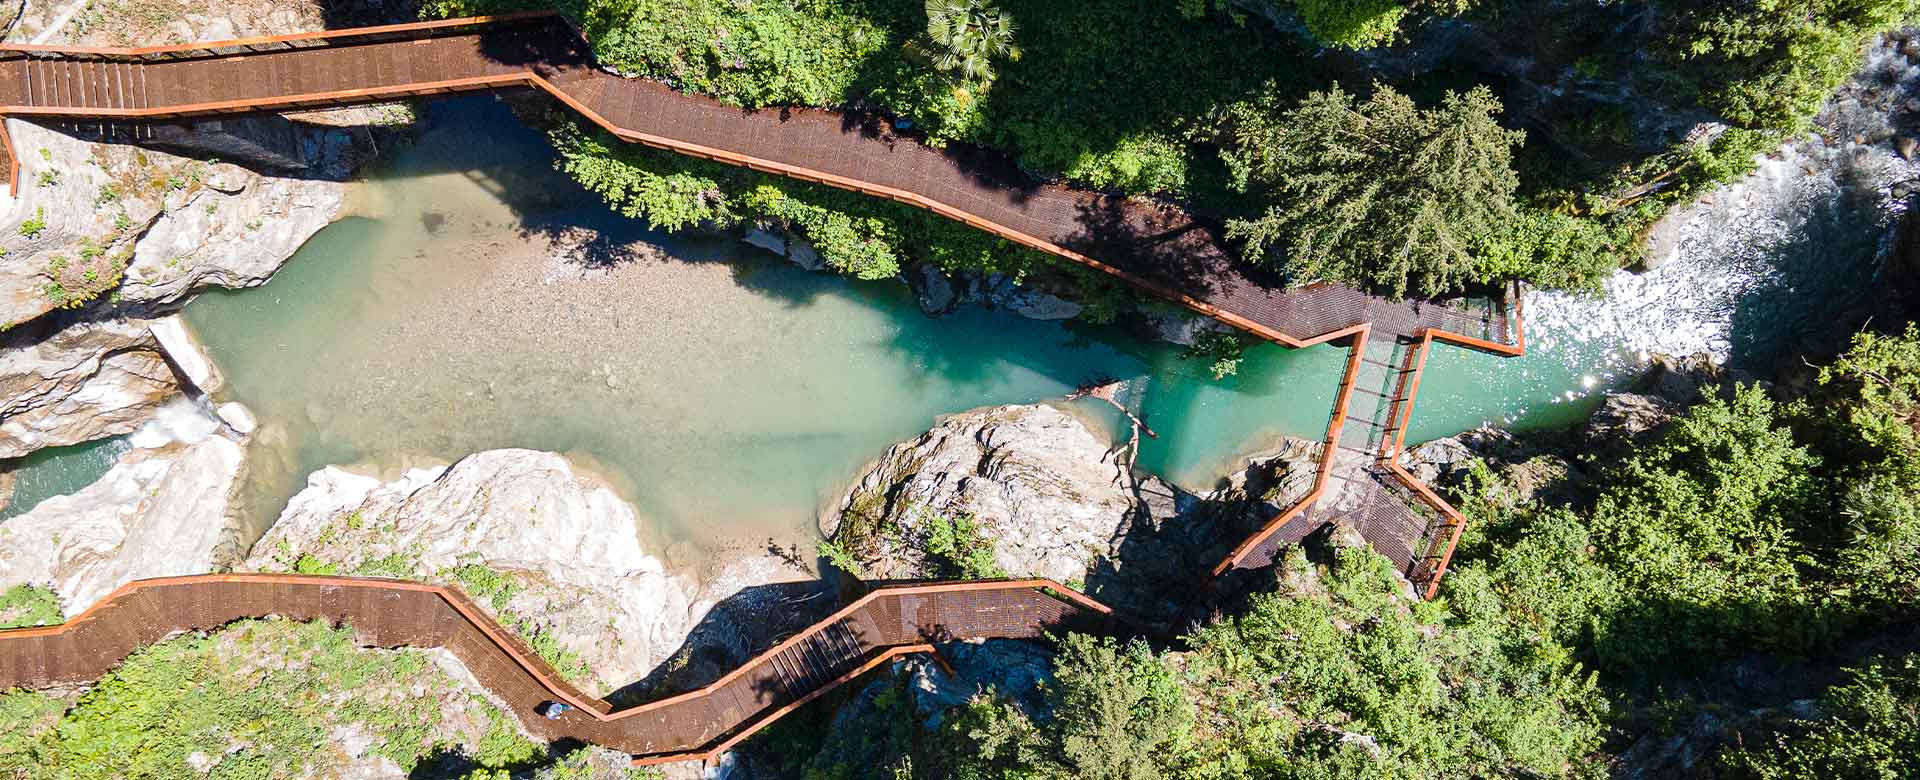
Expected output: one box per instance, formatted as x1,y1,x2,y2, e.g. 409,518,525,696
244,449,704,697
0,432,247,615
822,404,1179,585
0,317,182,458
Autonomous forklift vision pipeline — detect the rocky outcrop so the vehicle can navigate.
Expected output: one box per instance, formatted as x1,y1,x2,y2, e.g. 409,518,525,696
244,449,817,699
0,316,183,458
822,404,1181,585
0,428,248,615
0,120,350,328
823,404,1304,625
244,449,698,697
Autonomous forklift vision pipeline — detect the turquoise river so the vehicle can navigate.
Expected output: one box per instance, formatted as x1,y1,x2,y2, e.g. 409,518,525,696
6,99,1635,548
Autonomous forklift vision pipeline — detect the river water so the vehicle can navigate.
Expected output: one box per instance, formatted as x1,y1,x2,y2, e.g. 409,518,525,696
7,96,1629,543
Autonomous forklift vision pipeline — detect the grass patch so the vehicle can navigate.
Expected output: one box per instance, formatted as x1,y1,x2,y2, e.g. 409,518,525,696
0,619,544,780
0,585,61,629
445,564,594,685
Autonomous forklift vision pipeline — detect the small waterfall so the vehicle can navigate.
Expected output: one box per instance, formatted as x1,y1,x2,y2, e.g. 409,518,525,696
1528,30,1920,369
128,396,224,449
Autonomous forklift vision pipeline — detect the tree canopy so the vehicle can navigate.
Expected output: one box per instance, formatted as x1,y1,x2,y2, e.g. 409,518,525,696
1223,83,1524,298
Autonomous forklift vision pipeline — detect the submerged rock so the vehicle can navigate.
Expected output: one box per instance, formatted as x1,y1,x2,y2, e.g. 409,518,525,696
0,317,183,458
911,264,959,315
0,432,247,615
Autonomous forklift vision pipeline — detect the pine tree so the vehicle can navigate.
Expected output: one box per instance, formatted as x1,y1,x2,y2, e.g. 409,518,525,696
1224,83,1523,299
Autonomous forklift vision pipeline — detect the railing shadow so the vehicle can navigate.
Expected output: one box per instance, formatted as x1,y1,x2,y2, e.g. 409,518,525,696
603,578,836,709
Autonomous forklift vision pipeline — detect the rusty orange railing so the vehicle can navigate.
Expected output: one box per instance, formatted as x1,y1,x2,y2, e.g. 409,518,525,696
0,573,1107,766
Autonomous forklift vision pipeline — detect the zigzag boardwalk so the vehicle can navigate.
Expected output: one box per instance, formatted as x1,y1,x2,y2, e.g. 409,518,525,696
0,574,1109,765
0,13,1530,764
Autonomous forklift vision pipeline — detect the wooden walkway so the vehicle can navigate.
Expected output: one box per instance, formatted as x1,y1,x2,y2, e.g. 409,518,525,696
1213,290,1523,597
0,12,1509,349
0,13,1534,762
0,574,1109,765
0,12,1526,587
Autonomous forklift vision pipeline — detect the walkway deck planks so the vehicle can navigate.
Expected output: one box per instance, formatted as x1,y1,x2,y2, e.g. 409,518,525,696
0,575,1109,763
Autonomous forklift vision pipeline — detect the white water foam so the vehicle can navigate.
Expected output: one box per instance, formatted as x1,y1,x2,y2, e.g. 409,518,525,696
1529,32,1920,366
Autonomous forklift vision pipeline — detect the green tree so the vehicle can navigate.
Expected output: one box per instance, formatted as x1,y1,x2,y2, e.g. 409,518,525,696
1190,547,1606,777
1223,83,1525,298
1660,0,1918,129
921,0,1022,88
945,634,1194,780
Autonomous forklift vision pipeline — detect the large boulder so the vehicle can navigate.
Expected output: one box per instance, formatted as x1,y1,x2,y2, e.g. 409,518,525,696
244,449,798,698
821,404,1304,625
0,317,183,458
821,404,1181,585
0,430,247,615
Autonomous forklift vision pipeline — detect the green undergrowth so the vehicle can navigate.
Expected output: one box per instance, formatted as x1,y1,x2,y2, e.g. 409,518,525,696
0,585,62,629
0,619,550,780
749,543,1607,778
263,527,595,689
445,564,595,685
820,495,1007,581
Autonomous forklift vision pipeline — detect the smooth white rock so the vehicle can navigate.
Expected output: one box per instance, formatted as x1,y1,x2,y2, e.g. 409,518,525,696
0,434,246,615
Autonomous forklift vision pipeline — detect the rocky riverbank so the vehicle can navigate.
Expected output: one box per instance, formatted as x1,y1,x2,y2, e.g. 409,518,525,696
820,403,1317,626
0,400,250,616
244,448,820,700
739,218,1231,346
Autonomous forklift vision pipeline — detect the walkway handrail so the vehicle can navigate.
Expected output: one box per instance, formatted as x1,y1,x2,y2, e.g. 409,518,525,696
0,573,1108,765
0,20,1540,762
0,12,555,61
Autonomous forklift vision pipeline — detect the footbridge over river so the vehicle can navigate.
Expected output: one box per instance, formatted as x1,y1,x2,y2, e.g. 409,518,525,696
0,12,1526,767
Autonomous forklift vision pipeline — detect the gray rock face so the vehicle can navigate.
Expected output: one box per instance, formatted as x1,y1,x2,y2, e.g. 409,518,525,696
1142,309,1231,346
1583,392,1681,448
981,274,1082,320
0,317,183,458
0,119,348,328
244,449,702,697
823,404,1180,585
0,432,247,615
911,264,958,315
741,223,825,271
898,639,1057,727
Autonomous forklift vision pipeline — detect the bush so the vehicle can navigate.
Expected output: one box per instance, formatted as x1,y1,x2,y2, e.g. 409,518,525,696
1291,0,1409,49
1188,547,1606,777
550,119,1058,282
1721,654,1920,779
0,619,538,780
1660,0,1918,129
